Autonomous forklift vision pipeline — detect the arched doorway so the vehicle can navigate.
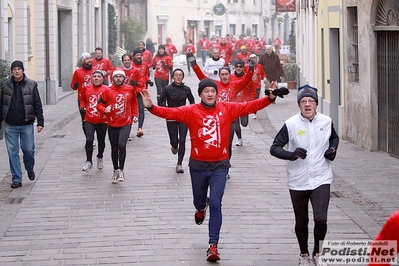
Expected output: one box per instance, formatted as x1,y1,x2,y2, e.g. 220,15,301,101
375,0,399,157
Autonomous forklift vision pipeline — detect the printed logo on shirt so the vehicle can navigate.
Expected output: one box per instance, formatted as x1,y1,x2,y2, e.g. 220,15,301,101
114,93,129,116
94,63,104,70
89,94,100,117
83,75,92,88
252,68,259,82
218,89,229,102
156,61,166,73
198,115,221,148
298,129,306,136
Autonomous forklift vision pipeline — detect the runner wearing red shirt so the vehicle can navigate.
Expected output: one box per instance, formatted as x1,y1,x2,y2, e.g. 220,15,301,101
153,44,173,103
121,53,144,141
246,37,255,54
198,35,209,66
208,38,219,58
183,40,196,74
230,36,238,65
138,40,153,69
236,45,251,64
229,60,256,147
70,52,95,136
97,69,138,184
246,54,267,119
188,52,255,166
79,70,108,172
141,78,281,262
235,35,246,51
253,38,265,58
164,37,178,77
164,37,178,60
217,37,232,66
92,47,114,85
121,54,144,89
132,49,154,137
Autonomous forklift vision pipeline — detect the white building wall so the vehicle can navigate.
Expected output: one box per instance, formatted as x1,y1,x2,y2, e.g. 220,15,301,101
14,1,29,65
296,1,317,87
0,0,111,104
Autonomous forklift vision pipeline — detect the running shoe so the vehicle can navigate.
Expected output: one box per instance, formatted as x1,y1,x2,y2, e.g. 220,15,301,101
235,139,243,146
97,157,103,170
206,243,220,262
171,146,178,155
298,254,312,266
112,170,119,184
176,165,184,173
312,254,328,266
136,128,143,137
118,170,125,182
82,161,93,172
195,197,209,225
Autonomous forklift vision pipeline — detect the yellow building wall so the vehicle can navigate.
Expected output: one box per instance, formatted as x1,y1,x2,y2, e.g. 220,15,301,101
316,0,343,105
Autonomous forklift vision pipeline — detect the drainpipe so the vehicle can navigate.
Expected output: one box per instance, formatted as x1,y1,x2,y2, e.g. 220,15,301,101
45,0,51,104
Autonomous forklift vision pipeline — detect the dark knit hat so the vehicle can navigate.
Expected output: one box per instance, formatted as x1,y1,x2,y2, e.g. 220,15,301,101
92,70,104,77
11,60,24,71
297,84,318,104
158,44,165,50
172,68,184,78
198,78,218,96
133,49,142,56
235,60,245,67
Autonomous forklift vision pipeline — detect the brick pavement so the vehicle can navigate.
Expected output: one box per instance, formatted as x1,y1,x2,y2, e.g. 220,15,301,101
0,70,397,265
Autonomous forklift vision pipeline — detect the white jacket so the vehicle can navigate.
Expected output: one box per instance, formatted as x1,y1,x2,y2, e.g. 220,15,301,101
284,113,333,190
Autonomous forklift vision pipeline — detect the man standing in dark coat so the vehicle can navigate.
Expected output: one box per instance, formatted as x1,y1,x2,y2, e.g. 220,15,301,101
258,45,285,88
0,60,44,188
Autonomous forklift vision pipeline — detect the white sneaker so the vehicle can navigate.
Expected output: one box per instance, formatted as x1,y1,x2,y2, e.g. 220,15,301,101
97,157,103,170
298,254,312,266
128,137,133,141
112,170,119,184
82,161,93,172
312,254,328,266
235,139,243,146
175,165,184,173
118,170,125,182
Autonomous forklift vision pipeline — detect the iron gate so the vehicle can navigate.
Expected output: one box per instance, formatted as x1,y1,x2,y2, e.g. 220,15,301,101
377,31,399,157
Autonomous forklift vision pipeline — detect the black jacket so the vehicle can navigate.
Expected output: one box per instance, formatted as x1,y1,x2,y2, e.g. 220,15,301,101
158,82,195,107
1,74,44,127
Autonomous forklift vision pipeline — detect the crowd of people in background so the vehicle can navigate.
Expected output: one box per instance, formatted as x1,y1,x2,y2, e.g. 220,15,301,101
68,33,287,180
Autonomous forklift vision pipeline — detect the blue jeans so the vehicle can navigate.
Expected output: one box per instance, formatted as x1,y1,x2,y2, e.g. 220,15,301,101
190,167,228,245
4,123,35,183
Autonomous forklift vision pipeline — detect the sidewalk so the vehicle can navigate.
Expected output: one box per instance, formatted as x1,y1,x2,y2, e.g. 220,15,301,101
0,73,397,265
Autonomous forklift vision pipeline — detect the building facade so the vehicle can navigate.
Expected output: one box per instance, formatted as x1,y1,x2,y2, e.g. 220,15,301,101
297,0,399,158
140,0,295,55
1,0,110,105
1,0,295,105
